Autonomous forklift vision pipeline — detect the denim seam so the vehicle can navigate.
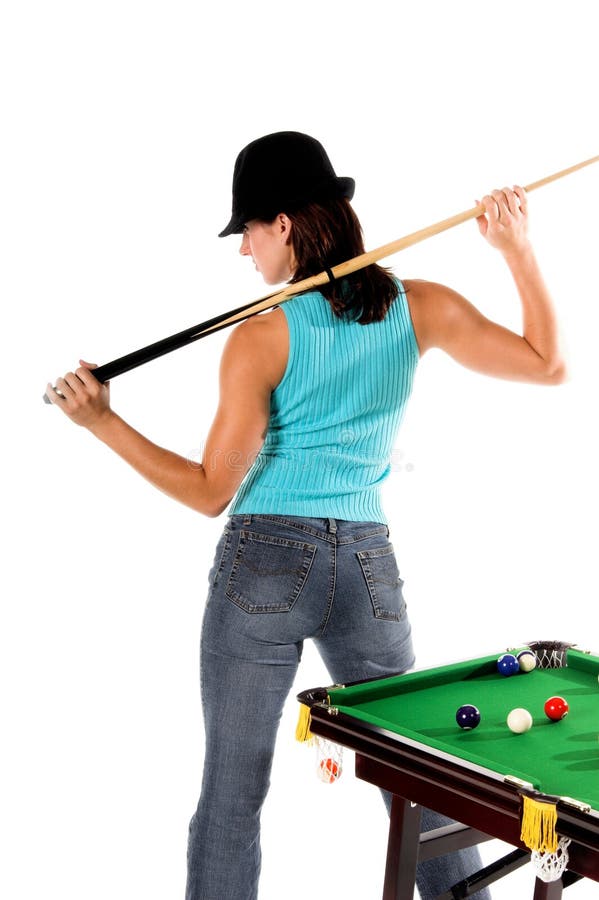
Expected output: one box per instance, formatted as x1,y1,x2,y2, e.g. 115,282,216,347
211,527,232,588
317,538,337,636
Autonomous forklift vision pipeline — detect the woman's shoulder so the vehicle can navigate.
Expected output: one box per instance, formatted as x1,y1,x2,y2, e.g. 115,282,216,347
402,278,444,299
402,278,462,354
226,307,289,391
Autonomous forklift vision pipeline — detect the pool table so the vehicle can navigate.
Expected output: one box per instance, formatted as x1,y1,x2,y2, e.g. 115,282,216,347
298,646,599,899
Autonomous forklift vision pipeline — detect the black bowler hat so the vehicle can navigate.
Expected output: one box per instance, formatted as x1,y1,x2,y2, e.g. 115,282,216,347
218,131,355,237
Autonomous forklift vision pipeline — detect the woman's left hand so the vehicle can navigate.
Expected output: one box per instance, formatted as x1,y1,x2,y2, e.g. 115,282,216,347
46,360,113,430
476,186,529,256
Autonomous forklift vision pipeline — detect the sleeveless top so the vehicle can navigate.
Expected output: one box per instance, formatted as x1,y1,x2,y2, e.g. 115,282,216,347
228,279,419,524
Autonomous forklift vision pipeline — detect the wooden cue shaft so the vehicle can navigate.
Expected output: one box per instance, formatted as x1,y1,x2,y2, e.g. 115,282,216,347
43,152,599,404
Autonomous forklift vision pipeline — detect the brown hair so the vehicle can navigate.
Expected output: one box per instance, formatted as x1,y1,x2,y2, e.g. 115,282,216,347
285,198,398,324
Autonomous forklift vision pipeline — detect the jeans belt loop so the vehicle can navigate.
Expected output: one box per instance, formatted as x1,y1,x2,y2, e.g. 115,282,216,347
243,515,252,526
327,517,337,534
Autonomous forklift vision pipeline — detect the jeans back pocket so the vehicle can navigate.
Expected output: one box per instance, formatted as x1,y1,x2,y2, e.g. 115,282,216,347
225,530,317,614
357,544,406,622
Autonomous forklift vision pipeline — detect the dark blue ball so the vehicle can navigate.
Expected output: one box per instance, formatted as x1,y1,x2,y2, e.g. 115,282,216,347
497,653,520,676
456,704,481,729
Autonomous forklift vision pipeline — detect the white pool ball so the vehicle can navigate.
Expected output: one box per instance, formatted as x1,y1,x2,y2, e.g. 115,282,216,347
517,650,537,673
507,708,533,734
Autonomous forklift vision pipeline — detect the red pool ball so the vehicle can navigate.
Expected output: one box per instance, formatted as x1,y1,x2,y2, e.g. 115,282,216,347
318,758,341,783
544,696,569,721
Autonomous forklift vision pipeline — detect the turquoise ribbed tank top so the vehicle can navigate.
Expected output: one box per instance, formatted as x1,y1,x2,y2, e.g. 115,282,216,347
229,279,419,524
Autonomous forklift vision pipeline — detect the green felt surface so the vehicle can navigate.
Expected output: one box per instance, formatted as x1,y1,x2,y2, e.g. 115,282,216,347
328,650,599,808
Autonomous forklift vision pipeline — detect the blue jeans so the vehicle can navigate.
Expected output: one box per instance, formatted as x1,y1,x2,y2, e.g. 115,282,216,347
186,515,491,899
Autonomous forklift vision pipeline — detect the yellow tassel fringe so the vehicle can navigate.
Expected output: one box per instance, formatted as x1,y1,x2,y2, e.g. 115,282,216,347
295,704,313,743
520,796,558,853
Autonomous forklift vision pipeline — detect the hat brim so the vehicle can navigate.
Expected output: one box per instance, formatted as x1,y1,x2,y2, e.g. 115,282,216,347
218,215,247,238
218,176,355,238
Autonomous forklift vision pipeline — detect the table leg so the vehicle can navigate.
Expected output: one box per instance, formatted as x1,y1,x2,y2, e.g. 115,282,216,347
532,876,563,899
383,795,422,900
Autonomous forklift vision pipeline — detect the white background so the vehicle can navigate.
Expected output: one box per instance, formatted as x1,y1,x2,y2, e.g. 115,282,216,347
2,1,598,898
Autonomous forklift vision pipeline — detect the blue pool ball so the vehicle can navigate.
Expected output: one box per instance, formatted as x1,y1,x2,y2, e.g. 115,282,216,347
497,653,520,676
456,704,481,729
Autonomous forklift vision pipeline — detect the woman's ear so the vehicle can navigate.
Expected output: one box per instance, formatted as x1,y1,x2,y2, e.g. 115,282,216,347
275,213,293,243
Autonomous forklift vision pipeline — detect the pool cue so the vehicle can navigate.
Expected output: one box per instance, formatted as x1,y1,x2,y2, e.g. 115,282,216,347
43,152,599,404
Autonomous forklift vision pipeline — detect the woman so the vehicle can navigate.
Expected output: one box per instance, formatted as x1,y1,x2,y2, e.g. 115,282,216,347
47,131,565,899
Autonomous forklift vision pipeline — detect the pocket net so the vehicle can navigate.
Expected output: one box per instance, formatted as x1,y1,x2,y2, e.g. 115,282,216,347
525,640,575,669
314,736,343,784
531,836,571,882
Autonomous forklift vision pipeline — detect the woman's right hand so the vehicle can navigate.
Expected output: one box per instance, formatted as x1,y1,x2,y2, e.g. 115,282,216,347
476,186,530,257
46,360,113,431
